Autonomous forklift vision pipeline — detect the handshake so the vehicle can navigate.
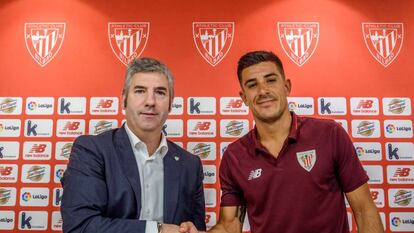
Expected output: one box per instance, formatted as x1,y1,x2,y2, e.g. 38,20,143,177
160,222,204,233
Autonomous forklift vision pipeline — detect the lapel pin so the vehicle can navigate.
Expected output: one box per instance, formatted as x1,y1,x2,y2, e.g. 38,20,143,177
174,156,180,161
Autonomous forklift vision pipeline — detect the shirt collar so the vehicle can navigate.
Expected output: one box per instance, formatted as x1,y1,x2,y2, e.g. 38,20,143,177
250,111,300,150
124,123,168,159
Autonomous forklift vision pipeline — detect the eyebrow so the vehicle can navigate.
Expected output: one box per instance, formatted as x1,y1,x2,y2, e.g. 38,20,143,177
243,72,278,86
264,72,278,78
155,87,168,92
133,86,168,91
243,79,256,87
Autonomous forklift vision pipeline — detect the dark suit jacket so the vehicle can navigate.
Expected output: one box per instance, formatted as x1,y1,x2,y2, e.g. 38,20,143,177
61,126,206,233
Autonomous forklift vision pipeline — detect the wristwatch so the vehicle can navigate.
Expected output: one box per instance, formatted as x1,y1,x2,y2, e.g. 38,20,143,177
157,222,162,233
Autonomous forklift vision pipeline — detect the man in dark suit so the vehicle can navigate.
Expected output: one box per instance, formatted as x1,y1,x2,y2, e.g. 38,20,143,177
61,57,206,233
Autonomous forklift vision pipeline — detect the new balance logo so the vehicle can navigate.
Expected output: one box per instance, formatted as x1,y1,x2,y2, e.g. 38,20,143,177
394,168,410,177
96,100,113,108
63,122,80,131
0,166,13,176
357,100,374,109
371,191,379,201
29,144,47,153
248,168,262,180
194,122,211,131
226,99,243,108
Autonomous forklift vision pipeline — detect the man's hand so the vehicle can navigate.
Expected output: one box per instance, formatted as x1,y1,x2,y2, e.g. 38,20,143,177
162,223,185,233
179,221,204,233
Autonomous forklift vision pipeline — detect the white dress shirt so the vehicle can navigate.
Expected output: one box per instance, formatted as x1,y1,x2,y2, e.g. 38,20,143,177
125,123,168,233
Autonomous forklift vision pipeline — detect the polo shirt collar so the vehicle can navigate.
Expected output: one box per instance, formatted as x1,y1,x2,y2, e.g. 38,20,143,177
250,112,300,152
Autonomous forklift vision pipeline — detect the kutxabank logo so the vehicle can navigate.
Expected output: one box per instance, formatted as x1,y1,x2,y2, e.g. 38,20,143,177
25,22,65,67
193,22,234,66
362,23,403,67
278,22,319,67
108,22,149,66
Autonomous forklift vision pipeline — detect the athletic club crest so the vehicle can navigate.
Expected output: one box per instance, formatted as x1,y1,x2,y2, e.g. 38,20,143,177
108,22,149,66
296,149,316,172
278,22,319,67
193,22,234,66
362,23,403,67
25,22,66,67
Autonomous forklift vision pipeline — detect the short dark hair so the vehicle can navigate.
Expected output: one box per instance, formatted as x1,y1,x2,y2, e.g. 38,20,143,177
237,51,285,85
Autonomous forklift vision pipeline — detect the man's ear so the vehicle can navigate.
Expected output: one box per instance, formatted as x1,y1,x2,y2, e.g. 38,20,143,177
239,90,248,106
285,78,292,96
122,95,127,109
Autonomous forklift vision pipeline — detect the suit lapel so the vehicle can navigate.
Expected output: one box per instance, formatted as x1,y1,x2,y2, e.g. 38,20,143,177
114,126,142,216
163,142,182,223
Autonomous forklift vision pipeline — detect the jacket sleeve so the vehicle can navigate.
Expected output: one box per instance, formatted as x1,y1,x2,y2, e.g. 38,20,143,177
192,157,207,231
60,135,146,233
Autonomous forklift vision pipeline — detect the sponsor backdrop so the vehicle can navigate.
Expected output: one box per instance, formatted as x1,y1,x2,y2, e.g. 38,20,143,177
0,0,413,232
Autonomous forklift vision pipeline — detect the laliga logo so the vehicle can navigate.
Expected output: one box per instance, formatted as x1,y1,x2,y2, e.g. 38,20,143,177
27,101,37,110
392,217,401,227
27,165,46,181
288,101,297,111
0,98,17,113
362,23,403,67
22,192,32,202
193,22,234,66
389,99,406,114
278,22,319,67
386,124,396,134
108,22,149,66
357,121,375,136
0,123,3,132
55,169,65,180
25,22,65,67
355,147,365,157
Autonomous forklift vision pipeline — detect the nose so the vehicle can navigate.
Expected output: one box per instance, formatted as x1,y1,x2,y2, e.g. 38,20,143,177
257,81,269,95
144,91,156,107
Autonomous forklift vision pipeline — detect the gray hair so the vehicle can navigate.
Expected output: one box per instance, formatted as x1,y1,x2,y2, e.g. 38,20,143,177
122,57,175,109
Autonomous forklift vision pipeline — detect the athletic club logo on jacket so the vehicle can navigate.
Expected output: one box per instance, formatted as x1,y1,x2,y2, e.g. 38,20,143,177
296,149,317,172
